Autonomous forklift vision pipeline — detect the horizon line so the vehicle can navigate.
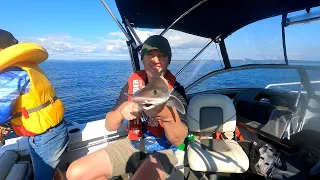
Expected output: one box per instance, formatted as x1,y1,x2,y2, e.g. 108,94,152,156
47,59,319,62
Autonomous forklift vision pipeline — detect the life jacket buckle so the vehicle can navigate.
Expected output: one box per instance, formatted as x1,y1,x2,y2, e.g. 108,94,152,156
21,107,30,119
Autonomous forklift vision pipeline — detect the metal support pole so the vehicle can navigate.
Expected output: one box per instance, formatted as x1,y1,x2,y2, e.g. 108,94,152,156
281,14,289,65
100,0,137,49
297,66,315,98
176,39,214,77
100,0,141,71
160,0,208,36
124,24,141,71
124,18,143,45
127,42,141,71
218,39,231,69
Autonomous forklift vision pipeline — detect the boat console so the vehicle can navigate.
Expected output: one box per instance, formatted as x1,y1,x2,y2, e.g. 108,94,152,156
233,88,303,139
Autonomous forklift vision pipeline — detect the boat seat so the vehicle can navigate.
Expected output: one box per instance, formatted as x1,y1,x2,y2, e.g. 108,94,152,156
0,150,31,180
187,94,249,173
5,161,31,180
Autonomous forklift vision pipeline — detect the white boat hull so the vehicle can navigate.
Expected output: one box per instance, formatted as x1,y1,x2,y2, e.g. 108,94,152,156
1,119,129,172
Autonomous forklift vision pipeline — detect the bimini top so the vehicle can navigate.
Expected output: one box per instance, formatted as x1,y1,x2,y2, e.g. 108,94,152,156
115,0,320,39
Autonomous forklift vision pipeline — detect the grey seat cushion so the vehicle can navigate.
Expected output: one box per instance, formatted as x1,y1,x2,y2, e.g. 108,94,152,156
200,139,230,152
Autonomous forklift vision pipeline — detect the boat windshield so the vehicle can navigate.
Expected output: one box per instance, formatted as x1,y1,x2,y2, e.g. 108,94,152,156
182,7,320,94
122,6,320,94
130,29,224,86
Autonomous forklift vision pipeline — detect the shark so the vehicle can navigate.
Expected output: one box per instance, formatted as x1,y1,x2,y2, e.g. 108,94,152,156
125,70,186,115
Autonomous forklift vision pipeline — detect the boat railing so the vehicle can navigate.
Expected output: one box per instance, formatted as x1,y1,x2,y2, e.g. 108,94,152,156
265,80,320,89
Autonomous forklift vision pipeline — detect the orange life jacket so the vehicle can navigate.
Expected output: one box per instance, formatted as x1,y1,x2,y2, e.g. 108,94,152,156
127,70,176,141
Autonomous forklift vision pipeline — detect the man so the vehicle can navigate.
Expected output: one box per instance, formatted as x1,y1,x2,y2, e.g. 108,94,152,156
67,35,188,180
0,29,68,180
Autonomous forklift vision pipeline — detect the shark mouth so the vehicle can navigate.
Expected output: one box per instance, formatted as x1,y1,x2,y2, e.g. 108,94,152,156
141,104,156,110
139,100,161,110
144,99,160,104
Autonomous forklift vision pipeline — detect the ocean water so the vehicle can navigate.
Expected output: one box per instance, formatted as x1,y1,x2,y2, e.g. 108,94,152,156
39,60,320,124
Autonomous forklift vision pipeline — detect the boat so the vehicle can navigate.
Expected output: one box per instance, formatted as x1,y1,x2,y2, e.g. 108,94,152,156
1,0,320,179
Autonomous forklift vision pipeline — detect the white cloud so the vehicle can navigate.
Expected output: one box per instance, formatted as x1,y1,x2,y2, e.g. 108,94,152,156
20,29,215,60
134,30,155,43
108,32,126,39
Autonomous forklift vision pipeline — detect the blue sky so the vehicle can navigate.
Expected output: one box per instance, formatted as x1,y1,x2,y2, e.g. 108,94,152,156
1,1,320,61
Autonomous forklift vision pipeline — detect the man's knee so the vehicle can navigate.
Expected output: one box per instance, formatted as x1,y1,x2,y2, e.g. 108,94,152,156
131,156,166,180
66,161,85,180
66,158,113,180
148,154,164,166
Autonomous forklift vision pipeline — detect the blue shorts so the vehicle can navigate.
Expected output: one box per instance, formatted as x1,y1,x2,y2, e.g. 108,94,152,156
28,121,69,180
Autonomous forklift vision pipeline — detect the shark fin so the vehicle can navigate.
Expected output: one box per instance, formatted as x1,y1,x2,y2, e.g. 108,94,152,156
166,95,186,114
156,69,166,78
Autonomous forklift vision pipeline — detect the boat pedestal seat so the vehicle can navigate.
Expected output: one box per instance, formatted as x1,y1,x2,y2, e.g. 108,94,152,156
188,138,249,172
187,94,249,173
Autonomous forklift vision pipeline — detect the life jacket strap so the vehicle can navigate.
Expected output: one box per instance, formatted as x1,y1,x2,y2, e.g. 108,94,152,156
213,125,244,141
9,95,58,120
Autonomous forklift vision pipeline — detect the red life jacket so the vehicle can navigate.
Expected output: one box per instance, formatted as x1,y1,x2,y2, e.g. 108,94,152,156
127,70,176,141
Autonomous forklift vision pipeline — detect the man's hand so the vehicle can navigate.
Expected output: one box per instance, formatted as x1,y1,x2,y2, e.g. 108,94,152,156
119,101,142,120
0,126,12,145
